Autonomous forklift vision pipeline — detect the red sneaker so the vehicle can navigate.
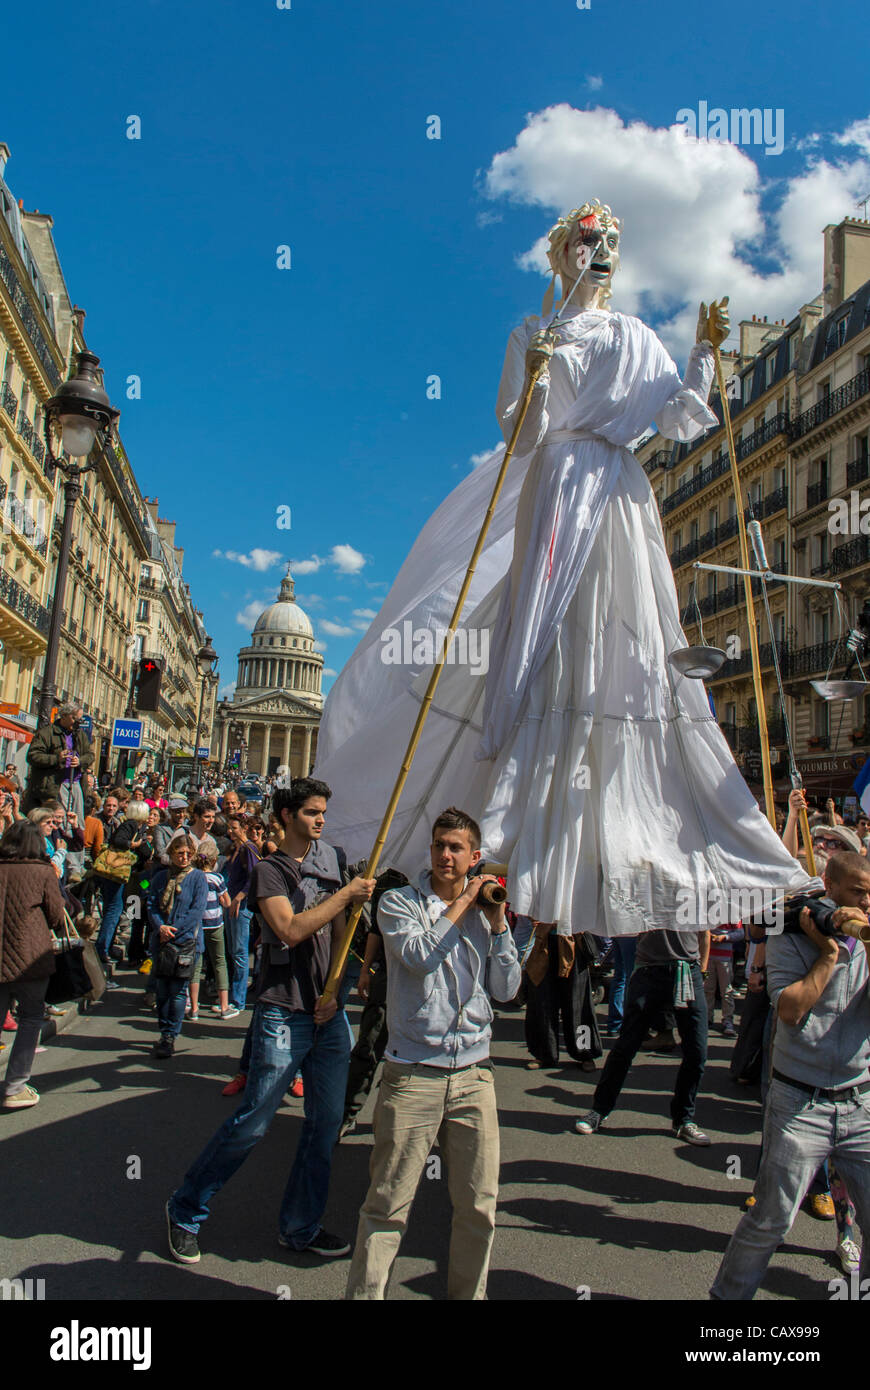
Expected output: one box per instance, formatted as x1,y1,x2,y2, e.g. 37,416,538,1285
3,1012,17,1032
221,1072,247,1097
290,1076,304,1099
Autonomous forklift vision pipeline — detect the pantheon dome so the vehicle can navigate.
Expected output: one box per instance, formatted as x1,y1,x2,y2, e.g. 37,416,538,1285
215,568,323,778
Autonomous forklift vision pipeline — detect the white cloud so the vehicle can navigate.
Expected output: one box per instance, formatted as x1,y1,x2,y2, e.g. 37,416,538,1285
330,543,366,574
321,620,355,637
586,75,603,91
214,548,283,572
290,555,323,575
314,639,328,652
468,443,505,471
322,667,338,678
482,104,870,356
219,680,237,700
838,119,870,156
353,608,377,619
291,547,366,577
296,592,324,607
236,600,270,628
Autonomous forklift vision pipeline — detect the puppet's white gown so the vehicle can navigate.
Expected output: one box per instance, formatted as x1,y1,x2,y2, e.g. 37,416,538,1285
315,307,812,933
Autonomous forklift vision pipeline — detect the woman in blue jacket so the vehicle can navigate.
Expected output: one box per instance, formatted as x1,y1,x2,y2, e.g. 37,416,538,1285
146,836,208,1060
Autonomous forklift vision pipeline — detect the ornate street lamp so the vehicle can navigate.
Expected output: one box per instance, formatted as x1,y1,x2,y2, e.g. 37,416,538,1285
192,635,218,786
38,352,120,724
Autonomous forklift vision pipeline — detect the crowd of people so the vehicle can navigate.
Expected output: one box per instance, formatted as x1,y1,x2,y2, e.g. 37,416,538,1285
1,700,870,1300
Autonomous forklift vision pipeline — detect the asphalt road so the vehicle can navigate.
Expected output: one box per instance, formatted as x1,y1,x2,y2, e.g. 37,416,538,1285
0,972,843,1302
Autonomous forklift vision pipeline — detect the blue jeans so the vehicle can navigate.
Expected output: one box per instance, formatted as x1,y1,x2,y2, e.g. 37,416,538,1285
607,937,638,1031
95,877,126,961
169,1004,351,1247
155,976,188,1038
226,906,253,1009
712,1077,870,1299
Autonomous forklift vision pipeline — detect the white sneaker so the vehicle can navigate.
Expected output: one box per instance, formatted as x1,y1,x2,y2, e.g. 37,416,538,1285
837,1237,861,1275
574,1110,603,1134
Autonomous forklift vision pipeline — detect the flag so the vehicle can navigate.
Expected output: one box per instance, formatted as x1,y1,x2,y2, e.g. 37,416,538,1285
853,757,870,816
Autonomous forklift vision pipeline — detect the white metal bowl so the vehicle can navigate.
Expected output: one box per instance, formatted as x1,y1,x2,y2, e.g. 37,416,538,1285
668,645,727,679
809,679,869,701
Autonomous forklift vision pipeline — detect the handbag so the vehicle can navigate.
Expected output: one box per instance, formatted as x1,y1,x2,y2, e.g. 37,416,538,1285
92,847,137,883
154,942,197,980
46,912,91,1004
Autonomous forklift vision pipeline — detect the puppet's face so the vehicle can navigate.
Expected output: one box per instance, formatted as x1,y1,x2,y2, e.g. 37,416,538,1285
584,221,620,288
556,217,620,293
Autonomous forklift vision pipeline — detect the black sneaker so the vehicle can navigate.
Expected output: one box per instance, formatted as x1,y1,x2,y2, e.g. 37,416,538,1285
153,1035,174,1059
291,1229,351,1258
165,1202,200,1264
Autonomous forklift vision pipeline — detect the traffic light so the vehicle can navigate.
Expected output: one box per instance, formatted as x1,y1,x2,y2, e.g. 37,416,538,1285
134,656,163,711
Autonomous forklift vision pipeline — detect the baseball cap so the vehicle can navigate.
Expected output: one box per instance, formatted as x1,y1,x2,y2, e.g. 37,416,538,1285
811,823,863,853
168,796,188,811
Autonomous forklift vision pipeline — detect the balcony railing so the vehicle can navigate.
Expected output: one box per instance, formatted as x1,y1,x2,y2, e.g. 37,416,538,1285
101,442,150,547
831,536,870,574
642,448,672,476
807,734,831,750
806,480,829,508
0,567,51,634
792,368,870,439
736,413,790,461
661,451,731,517
711,640,790,681
0,381,18,420
0,245,62,389
763,485,788,517
5,496,49,557
783,639,840,678
847,456,870,487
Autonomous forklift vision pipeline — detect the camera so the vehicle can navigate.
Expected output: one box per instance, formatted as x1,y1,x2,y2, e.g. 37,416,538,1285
780,892,870,943
780,893,839,937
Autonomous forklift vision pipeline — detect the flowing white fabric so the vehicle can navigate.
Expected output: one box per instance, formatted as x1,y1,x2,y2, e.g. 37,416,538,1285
316,308,812,932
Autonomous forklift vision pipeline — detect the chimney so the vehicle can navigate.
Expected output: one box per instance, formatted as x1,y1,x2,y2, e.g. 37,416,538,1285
823,218,870,315
72,305,86,334
0,143,9,179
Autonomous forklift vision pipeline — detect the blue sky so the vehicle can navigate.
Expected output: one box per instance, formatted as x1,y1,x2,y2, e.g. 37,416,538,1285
3,0,869,697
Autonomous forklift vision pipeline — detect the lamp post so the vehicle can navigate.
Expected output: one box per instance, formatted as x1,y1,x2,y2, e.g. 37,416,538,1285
193,635,218,790
38,352,120,725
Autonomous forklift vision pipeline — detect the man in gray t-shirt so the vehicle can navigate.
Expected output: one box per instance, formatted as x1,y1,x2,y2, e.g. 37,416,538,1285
712,852,870,1299
574,927,711,1145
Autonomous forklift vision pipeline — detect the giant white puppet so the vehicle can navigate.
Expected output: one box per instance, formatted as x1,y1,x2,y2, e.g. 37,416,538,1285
315,201,814,937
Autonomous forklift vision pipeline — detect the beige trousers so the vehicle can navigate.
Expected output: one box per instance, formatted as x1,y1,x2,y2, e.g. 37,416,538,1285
345,1060,500,1300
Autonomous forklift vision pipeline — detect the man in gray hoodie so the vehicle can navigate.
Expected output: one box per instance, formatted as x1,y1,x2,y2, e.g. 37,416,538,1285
345,806,521,1301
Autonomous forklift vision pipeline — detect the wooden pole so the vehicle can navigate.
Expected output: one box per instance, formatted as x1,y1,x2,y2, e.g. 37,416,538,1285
318,355,552,1006
711,330,776,829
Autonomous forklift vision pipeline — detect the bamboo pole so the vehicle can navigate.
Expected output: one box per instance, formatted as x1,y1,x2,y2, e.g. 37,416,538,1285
710,317,776,829
317,354,552,1006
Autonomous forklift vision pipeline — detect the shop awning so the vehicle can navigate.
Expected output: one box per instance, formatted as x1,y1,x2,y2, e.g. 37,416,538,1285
0,717,33,744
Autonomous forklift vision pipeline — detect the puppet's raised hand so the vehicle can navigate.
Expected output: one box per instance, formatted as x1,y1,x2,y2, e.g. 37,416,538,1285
697,297,730,348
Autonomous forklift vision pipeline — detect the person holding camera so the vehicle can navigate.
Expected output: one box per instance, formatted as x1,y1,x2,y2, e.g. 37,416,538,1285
712,849,870,1298
145,836,208,1059
345,806,521,1301
23,703,93,878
